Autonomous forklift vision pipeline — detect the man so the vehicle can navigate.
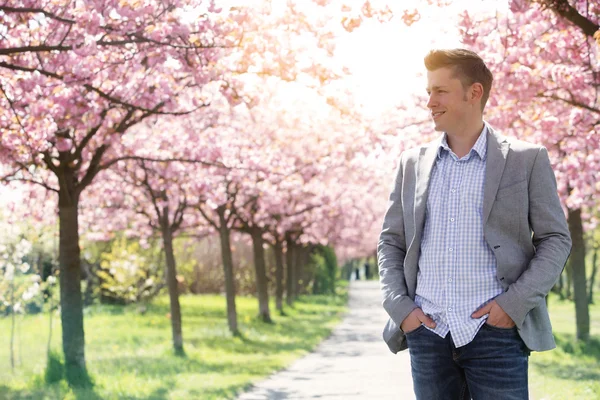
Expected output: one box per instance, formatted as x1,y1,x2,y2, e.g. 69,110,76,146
377,49,571,399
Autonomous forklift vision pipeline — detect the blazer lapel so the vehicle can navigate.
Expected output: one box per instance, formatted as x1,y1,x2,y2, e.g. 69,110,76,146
483,126,509,225
413,137,441,245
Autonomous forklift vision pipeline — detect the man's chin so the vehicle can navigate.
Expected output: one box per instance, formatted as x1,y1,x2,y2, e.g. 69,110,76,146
432,122,444,131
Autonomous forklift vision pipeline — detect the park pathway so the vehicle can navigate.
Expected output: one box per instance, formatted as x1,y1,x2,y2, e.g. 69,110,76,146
237,280,415,400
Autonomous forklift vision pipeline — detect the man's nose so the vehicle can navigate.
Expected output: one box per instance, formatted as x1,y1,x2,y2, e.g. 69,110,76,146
426,94,436,109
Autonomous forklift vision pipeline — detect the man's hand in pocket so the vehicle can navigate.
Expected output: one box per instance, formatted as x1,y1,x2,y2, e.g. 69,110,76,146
401,308,437,333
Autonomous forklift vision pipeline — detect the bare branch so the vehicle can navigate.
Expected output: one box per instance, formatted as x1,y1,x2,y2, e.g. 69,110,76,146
3,176,59,193
100,156,225,171
197,204,220,230
172,193,188,232
71,111,109,164
0,61,62,79
0,82,27,135
76,144,110,192
0,6,75,24
0,45,72,56
536,93,600,115
0,35,233,56
138,161,164,223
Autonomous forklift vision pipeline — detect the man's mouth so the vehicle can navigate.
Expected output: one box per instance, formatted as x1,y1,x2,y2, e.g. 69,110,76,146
432,111,445,120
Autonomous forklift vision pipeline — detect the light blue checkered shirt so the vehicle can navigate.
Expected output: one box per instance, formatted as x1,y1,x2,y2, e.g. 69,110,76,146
415,125,504,348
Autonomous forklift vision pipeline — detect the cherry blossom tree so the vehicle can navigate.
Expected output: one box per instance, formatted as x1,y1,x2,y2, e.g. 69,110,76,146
99,113,218,354
0,1,238,385
72,0,351,335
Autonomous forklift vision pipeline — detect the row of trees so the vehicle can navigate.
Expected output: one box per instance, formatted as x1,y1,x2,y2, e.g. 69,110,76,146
0,0,398,386
1,0,598,388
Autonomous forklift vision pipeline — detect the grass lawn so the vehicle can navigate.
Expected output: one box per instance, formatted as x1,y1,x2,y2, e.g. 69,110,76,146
0,284,348,399
530,294,600,400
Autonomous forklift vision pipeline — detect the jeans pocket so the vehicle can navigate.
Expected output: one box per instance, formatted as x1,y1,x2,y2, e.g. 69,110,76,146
405,324,426,335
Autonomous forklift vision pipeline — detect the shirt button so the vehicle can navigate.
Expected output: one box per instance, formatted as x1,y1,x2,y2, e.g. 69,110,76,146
451,189,456,193
448,248,453,252
448,278,453,282
449,218,455,222
448,307,453,311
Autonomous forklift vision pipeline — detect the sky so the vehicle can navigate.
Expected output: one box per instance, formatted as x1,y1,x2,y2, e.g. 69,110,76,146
334,0,509,116
209,0,509,116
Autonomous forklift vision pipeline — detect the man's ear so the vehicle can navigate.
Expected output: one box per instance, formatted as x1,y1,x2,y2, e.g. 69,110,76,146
470,83,484,104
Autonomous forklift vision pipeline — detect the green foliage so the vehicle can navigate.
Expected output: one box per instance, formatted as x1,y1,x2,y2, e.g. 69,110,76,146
168,238,200,294
311,246,338,295
0,288,348,399
89,236,164,305
0,238,56,316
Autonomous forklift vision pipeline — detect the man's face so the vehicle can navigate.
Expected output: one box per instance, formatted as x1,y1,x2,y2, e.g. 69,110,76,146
426,67,472,133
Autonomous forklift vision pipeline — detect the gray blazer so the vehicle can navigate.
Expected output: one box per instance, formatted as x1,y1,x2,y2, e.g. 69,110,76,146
378,123,572,354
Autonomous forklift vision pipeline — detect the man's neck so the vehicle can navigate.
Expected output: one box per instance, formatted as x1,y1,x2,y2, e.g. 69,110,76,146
446,120,485,159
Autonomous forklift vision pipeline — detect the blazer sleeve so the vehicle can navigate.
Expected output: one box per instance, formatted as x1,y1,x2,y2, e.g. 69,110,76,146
378,153,418,328
494,147,572,328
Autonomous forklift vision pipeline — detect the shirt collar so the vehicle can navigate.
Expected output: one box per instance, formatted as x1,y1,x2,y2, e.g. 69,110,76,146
437,124,488,161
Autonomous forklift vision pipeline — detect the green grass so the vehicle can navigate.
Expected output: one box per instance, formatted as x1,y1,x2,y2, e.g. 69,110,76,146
0,284,348,399
530,294,600,400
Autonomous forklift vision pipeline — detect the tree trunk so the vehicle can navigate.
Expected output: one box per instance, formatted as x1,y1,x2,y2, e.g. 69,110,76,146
295,245,312,296
217,210,238,335
567,208,589,342
82,261,95,307
58,196,90,386
303,245,313,294
304,248,317,293
250,227,272,323
285,235,295,306
273,241,285,313
293,244,303,298
555,269,565,300
588,248,598,305
566,258,573,299
161,221,184,355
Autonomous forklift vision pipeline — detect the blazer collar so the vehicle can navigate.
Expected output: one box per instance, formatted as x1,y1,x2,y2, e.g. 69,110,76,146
483,123,510,225
413,135,441,242
414,121,510,234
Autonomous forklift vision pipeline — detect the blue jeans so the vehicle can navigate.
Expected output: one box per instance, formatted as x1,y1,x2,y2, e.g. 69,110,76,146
405,323,530,400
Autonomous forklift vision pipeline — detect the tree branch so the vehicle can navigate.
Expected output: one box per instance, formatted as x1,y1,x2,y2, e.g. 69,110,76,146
42,151,60,175
0,61,62,79
197,204,219,231
0,45,72,56
76,144,110,193
138,161,164,224
0,36,233,56
71,112,109,165
0,6,75,24
0,82,27,135
100,156,225,172
535,0,599,37
172,194,188,232
3,176,59,193
536,93,600,115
